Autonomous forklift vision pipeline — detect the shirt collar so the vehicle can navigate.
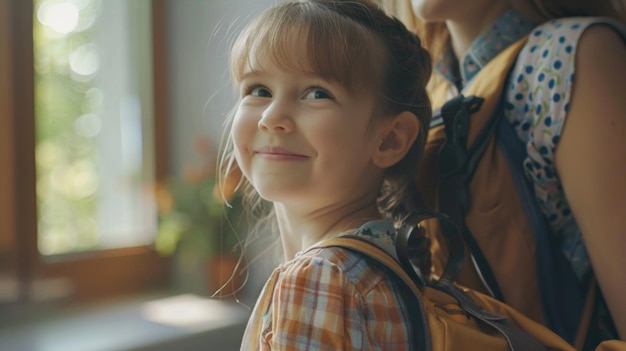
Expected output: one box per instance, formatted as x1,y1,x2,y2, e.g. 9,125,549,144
436,8,538,89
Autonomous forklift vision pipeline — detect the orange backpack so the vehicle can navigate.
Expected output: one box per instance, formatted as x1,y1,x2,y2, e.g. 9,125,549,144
415,35,618,349
318,213,575,351
316,213,625,351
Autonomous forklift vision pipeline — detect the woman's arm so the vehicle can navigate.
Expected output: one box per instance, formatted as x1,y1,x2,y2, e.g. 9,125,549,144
556,24,626,339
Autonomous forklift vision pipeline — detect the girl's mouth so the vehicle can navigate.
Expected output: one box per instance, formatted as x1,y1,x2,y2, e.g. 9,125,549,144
254,146,310,160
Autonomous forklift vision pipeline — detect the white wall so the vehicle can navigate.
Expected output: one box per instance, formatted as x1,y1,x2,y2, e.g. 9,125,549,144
166,0,276,176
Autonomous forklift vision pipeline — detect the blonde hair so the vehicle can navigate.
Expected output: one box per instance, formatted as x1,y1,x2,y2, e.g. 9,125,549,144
219,0,432,261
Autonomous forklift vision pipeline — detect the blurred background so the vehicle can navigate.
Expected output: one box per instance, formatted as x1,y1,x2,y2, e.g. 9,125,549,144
0,0,276,350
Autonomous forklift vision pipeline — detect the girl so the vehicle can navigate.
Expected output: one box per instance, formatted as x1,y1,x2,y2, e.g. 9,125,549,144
219,0,433,348
383,0,626,347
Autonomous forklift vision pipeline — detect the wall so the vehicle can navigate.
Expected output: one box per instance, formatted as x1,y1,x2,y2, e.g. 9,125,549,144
166,0,276,176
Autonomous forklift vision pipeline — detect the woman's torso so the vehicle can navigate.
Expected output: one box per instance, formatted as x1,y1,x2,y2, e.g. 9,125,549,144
435,9,626,284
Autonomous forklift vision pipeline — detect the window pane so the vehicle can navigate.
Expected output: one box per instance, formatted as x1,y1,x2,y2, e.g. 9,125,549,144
33,0,156,256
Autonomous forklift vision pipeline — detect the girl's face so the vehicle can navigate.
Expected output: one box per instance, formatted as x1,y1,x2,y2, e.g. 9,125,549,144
231,61,387,212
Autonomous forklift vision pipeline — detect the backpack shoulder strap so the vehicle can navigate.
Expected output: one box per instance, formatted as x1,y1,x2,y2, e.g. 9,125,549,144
429,37,530,301
440,34,586,342
496,99,586,342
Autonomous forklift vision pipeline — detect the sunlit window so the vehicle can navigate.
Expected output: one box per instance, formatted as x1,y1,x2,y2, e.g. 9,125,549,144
33,0,156,256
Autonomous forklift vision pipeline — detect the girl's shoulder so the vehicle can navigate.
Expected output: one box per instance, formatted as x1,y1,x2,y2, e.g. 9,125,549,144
256,224,413,350
278,220,399,294
279,243,386,294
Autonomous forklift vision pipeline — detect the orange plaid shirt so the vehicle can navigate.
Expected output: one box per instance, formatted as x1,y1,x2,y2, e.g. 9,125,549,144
241,220,415,350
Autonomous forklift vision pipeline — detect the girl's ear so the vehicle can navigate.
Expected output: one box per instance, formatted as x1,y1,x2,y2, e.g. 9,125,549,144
373,111,420,168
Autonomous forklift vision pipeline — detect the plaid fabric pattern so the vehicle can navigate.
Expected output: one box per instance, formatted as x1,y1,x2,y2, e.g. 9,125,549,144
241,221,414,350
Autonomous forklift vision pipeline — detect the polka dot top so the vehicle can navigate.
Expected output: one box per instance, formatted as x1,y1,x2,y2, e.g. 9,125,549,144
506,17,626,281
436,11,626,282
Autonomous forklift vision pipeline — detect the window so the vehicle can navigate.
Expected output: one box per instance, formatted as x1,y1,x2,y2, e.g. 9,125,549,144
0,0,170,304
34,0,158,255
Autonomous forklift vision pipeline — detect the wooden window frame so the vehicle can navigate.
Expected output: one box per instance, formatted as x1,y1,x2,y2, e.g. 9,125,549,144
0,0,171,303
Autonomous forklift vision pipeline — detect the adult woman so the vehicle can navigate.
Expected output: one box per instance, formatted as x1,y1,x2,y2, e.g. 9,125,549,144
382,0,626,348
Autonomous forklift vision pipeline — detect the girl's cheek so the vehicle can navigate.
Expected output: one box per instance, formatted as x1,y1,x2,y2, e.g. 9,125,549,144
231,111,254,179
233,149,248,179
233,104,260,131
231,109,251,144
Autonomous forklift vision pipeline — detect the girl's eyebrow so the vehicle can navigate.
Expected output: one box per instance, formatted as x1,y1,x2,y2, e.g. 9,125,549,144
240,70,264,80
240,68,333,85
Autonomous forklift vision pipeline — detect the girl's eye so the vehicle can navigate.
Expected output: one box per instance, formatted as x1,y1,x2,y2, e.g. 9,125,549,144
248,86,272,98
303,88,332,100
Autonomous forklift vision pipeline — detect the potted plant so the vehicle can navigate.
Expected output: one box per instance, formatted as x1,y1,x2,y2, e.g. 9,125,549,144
154,136,245,298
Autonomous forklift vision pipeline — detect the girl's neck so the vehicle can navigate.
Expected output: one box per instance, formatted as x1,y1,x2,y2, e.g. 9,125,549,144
275,201,381,260
446,3,513,60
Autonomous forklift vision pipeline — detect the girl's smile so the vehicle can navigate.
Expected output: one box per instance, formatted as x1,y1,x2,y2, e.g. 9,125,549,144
253,146,310,161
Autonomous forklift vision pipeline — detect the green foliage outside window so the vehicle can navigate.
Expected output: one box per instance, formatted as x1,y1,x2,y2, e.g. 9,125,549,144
34,0,102,255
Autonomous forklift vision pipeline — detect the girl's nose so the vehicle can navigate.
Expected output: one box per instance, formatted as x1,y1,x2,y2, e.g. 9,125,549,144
257,100,294,133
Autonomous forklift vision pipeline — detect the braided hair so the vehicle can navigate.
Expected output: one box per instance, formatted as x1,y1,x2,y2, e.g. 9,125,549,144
315,0,432,221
